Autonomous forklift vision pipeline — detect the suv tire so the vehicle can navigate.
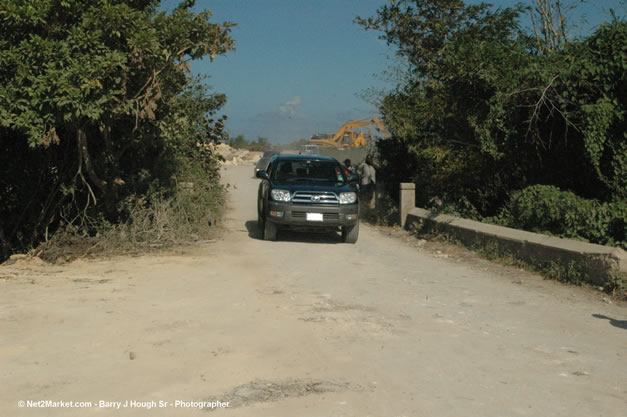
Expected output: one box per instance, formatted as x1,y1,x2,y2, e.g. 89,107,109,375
341,222,359,244
263,219,278,241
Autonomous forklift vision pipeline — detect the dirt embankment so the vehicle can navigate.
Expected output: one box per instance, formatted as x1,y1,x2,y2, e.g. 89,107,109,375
215,143,261,166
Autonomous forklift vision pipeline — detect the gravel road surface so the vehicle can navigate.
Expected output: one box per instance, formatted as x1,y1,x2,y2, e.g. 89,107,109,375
1,164,625,417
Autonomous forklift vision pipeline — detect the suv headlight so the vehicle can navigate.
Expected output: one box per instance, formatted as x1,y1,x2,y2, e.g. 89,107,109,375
339,192,357,204
271,189,291,202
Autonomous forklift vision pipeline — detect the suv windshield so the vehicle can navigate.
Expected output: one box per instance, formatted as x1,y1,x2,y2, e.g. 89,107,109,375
273,159,345,184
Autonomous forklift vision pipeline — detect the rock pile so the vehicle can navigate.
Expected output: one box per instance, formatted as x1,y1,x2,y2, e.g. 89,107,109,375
215,143,262,166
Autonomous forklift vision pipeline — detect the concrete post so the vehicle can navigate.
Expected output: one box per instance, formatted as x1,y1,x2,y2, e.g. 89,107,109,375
400,182,416,228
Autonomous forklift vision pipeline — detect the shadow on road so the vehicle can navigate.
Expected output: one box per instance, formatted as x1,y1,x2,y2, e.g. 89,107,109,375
592,314,627,330
244,220,342,244
245,220,263,240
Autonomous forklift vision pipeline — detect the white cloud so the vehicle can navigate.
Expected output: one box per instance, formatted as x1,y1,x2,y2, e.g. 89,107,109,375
285,96,301,106
278,96,302,117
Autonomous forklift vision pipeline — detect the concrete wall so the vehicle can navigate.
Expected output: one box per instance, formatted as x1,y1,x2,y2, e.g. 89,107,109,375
399,183,627,287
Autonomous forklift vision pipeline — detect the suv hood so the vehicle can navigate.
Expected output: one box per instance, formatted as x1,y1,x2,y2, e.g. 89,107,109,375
271,181,355,194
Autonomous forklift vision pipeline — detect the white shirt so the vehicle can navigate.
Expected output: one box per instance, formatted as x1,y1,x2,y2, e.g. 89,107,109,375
358,162,376,186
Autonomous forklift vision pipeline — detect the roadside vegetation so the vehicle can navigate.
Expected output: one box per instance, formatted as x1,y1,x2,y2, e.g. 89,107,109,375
225,135,273,152
357,0,625,249
0,0,234,262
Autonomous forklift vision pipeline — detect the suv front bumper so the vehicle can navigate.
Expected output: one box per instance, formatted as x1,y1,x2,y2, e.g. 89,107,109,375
266,201,359,228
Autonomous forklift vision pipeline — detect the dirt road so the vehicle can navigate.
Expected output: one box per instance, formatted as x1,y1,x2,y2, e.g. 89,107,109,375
1,165,626,417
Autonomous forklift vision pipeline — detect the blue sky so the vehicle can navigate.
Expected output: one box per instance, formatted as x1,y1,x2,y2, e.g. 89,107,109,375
161,0,624,144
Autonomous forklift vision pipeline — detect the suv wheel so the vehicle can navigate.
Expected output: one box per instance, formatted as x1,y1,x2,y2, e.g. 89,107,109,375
341,222,359,244
264,219,278,241
257,199,266,238
258,214,265,239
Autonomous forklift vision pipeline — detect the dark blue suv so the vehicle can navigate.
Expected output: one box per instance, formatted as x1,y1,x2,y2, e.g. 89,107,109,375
256,154,360,243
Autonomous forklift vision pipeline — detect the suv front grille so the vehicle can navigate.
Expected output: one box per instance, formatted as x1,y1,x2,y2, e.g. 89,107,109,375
291,191,339,204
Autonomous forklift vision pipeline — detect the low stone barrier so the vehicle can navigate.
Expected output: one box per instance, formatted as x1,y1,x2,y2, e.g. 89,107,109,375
399,183,627,287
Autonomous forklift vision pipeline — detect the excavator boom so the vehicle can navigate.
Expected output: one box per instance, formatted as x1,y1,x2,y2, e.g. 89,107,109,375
309,116,390,148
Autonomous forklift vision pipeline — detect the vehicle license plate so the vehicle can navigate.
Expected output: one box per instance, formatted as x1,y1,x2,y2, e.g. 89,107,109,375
306,213,323,221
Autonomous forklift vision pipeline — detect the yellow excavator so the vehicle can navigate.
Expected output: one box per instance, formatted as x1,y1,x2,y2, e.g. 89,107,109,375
309,116,391,148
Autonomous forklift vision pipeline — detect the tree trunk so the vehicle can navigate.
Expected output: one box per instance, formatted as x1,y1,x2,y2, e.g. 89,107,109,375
77,127,107,192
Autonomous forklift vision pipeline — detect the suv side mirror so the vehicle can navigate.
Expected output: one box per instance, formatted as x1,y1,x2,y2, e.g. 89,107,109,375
348,174,359,184
256,170,269,180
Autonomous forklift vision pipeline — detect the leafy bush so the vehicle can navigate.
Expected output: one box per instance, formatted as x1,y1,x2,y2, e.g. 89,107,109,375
359,2,625,243
32,139,227,263
226,135,272,151
362,194,400,226
0,1,234,261
438,196,483,221
492,185,626,248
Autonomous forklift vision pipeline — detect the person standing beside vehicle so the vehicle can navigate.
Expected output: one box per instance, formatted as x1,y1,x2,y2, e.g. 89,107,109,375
343,159,355,178
358,154,379,209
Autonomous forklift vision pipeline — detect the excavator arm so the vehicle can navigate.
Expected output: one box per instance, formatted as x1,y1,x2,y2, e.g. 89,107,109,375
309,117,391,148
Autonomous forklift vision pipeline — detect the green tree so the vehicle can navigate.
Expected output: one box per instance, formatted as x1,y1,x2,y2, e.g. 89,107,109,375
249,136,270,151
0,0,234,258
227,134,248,149
357,0,528,211
563,20,626,199
357,0,625,247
